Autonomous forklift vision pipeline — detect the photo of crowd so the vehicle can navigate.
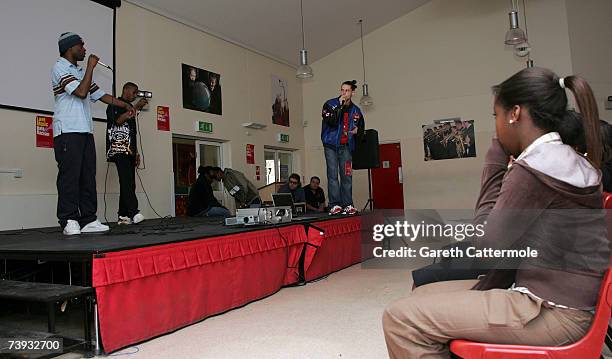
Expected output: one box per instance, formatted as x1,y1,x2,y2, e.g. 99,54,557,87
423,118,476,161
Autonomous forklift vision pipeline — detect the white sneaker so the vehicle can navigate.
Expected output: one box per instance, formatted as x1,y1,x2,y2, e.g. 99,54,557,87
63,220,81,235
132,212,145,224
342,205,358,215
328,205,343,215
118,216,132,225
81,219,109,233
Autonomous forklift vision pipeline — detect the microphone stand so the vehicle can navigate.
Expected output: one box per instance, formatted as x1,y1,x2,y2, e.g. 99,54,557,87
361,168,374,212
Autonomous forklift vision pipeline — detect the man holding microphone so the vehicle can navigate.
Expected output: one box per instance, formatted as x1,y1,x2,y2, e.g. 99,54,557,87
52,32,134,235
321,80,365,215
106,82,148,225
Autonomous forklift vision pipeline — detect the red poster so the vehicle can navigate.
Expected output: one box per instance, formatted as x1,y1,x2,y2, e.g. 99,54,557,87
246,144,255,164
157,106,170,131
256,165,261,181
35,116,53,148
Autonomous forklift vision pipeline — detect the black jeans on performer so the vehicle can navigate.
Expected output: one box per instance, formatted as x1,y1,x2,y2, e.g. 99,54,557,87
113,154,139,218
53,133,98,228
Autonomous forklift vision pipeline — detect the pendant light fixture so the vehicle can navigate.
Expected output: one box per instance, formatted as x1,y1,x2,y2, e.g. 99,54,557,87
519,0,534,67
358,19,373,107
504,0,528,45
296,0,313,79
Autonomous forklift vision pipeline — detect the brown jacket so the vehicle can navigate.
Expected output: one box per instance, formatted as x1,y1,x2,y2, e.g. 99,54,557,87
472,138,610,310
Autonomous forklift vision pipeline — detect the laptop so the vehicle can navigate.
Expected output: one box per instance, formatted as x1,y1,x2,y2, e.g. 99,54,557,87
272,193,294,208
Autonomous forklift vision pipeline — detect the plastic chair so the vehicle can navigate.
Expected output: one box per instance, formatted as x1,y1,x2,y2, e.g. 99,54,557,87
604,192,612,209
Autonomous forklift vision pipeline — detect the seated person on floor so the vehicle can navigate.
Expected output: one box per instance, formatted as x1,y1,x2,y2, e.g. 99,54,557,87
383,67,610,359
303,176,327,212
212,166,260,209
187,166,230,217
278,173,306,203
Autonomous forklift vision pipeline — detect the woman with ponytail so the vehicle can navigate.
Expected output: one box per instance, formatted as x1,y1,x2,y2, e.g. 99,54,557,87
383,67,610,359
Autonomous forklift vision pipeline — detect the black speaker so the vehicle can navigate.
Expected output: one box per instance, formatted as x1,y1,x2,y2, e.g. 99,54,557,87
353,129,380,169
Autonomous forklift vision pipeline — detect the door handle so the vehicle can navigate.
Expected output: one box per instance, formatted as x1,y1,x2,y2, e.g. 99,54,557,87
398,167,403,184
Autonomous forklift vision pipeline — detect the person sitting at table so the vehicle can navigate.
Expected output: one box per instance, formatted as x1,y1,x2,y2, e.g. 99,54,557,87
278,173,306,203
303,176,326,212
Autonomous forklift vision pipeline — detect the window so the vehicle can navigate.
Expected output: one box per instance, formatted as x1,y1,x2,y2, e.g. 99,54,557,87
196,141,222,191
264,149,293,185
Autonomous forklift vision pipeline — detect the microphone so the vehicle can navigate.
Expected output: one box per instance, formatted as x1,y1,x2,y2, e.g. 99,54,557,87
97,61,113,71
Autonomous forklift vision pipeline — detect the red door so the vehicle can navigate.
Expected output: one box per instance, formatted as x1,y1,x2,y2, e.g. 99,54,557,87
371,143,404,209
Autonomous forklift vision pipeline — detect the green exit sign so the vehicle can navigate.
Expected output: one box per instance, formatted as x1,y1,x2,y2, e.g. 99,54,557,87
278,133,289,143
197,121,213,133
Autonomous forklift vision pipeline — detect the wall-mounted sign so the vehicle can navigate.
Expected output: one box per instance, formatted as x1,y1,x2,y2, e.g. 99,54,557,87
196,121,213,133
277,133,289,143
35,115,53,148
246,144,255,164
157,106,170,131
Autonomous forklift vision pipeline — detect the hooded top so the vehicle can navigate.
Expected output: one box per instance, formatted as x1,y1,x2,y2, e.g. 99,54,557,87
472,135,610,310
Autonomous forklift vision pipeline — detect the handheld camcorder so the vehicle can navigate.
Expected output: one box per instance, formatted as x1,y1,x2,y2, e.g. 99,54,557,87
137,91,153,99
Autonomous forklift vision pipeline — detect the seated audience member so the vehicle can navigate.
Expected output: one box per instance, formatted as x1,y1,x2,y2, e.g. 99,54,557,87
558,112,612,192
303,176,326,212
187,166,230,217
278,173,306,203
383,67,610,359
412,112,612,289
212,166,260,208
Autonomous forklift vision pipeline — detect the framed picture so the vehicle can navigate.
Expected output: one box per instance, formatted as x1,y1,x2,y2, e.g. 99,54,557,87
182,63,222,115
423,118,476,161
271,74,289,126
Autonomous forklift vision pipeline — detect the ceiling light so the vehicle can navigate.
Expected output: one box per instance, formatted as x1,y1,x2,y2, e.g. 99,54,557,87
358,20,373,107
296,0,313,79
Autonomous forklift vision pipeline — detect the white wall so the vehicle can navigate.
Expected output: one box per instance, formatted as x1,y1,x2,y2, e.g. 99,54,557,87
566,0,612,122
2,0,608,230
0,2,304,230
302,0,574,211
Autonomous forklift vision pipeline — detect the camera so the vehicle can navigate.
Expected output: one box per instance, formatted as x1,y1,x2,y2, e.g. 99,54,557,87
137,90,152,98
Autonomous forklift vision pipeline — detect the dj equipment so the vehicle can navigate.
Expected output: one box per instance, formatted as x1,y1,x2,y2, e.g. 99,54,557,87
224,206,292,226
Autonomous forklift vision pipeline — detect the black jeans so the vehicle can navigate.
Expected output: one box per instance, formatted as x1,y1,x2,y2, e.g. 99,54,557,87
113,154,139,218
411,241,488,287
53,133,98,228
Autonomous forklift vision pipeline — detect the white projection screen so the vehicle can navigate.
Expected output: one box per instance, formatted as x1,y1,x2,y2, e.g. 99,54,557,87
0,0,115,119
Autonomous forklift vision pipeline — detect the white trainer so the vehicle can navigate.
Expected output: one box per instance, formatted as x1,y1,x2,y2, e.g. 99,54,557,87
118,216,132,225
342,205,358,215
132,212,145,224
328,205,343,215
63,220,81,235
81,219,109,233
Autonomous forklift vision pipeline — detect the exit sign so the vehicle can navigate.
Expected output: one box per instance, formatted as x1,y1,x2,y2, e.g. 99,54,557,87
278,133,289,143
196,121,213,133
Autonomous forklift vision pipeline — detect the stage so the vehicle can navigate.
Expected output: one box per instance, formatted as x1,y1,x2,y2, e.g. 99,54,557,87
0,214,365,353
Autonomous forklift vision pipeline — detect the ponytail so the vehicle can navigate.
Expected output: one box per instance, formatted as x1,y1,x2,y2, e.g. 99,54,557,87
564,76,602,168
